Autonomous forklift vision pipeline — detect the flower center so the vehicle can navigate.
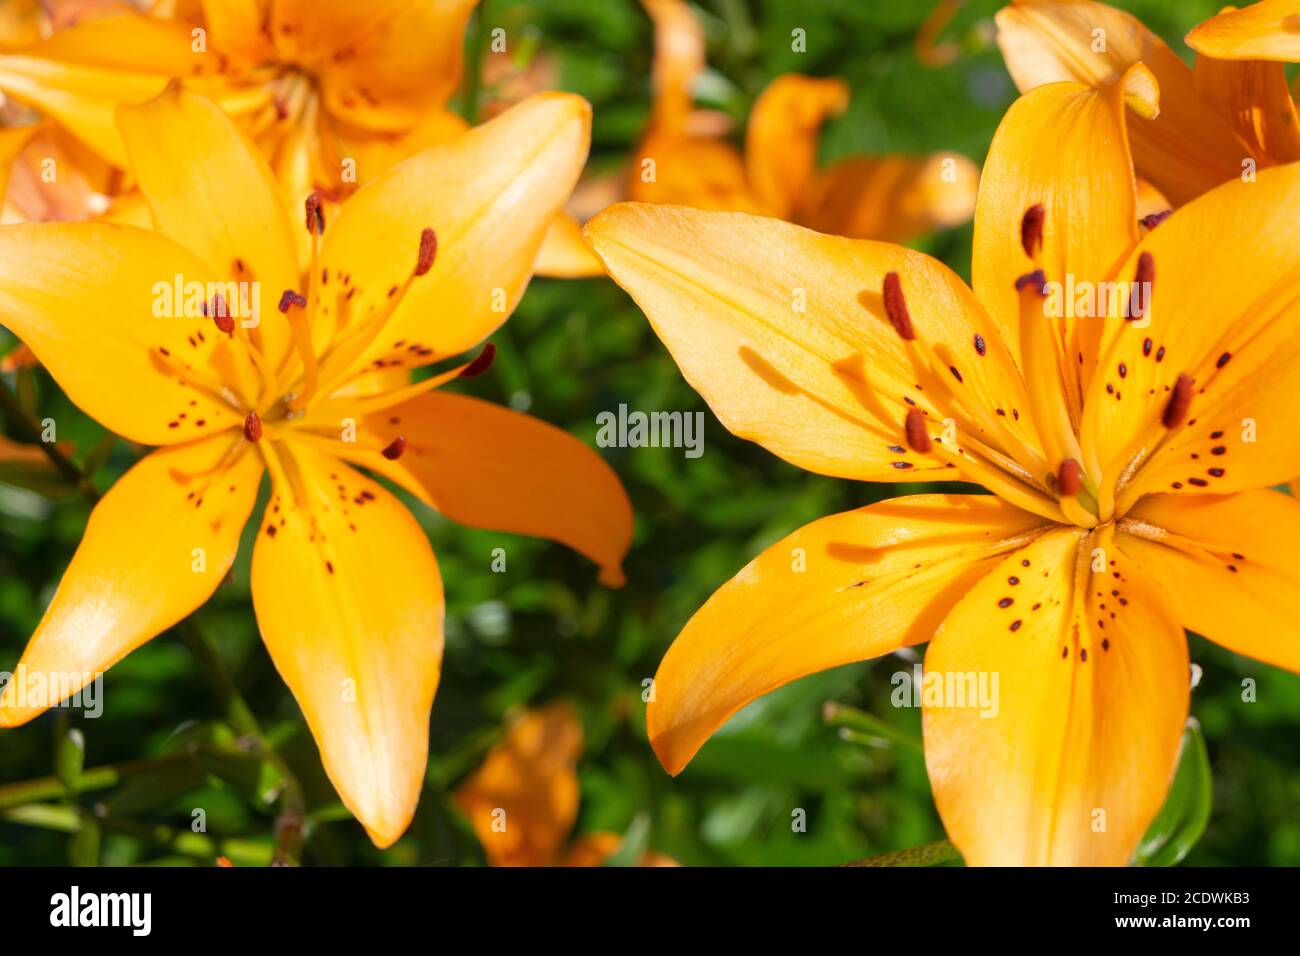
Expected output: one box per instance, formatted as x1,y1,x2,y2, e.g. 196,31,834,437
878,205,1195,532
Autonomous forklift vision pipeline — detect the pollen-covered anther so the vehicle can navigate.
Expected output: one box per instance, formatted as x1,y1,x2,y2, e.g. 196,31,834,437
1162,373,1194,429
1015,269,1047,296
381,435,407,460
1057,458,1082,497
305,193,325,235
904,406,931,453
882,272,915,340
244,411,263,443
459,342,496,378
414,228,437,276
1128,251,1154,321
1020,204,1045,258
278,289,307,313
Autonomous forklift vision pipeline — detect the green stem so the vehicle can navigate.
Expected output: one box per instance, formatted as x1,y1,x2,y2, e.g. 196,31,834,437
0,376,99,501
822,700,924,753
0,374,305,864
0,754,193,810
177,620,305,866
2,804,273,866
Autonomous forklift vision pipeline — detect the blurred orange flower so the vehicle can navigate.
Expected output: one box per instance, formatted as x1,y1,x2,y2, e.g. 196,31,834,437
629,0,979,243
455,702,676,867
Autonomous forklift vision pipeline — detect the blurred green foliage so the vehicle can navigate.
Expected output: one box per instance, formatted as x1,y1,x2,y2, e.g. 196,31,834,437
2,0,1297,867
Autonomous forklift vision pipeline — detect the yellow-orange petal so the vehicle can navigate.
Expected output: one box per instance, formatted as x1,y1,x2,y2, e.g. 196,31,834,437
117,85,299,371
627,129,767,213
973,77,1140,379
585,202,1042,483
315,92,590,375
0,222,244,443
793,152,978,242
534,211,605,278
924,525,1188,865
303,390,633,587
996,0,1248,205
1193,53,1300,166
1187,0,1300,62
453,702,583,867
744,74,849,219
1121,491,1300,673
1082,161,1300,504
199,0,276,69
0,122,41,206
0,436,262,726
269,0,480,132
328,107,470,186
250,439,443,848
0,14,204,166
647,494,1049,775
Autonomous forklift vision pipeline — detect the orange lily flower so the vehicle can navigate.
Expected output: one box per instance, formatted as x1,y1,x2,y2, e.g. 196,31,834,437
454,702,676,867
0,1,596,272
584,67,1300,865
1187,2,1300,497
0,0,478,200
0,1,127,222
0,432,74,494
0,87,633,847
629,0,979,243
995,0,1300,207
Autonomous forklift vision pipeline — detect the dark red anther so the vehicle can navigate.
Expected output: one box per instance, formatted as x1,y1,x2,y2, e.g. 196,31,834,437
904,406,931,453
1162,373,1194,429
278,289,307,313
459,342,496,378
305,193,325,235
1057,458,1082,497
1021,204,1045,258
381,435,407,460
1128,252,1154,321
882,272,915,341
1015,269,1047,296
1139,210,1171,231
210,293,235,334
244,411,262,443
415,228,437,276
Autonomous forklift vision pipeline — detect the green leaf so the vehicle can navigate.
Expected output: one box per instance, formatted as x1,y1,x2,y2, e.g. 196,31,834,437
195,749,284,807
55,728,85,793
1135,718,1212,867
602,814,651,868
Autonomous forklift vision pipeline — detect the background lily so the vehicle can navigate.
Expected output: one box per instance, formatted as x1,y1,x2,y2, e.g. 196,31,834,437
628,0,980,243
0,0,477,205
585,65,1300,864
0,85,632,847
454,701,676,866
0,0,603,277
996,0,1300,207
